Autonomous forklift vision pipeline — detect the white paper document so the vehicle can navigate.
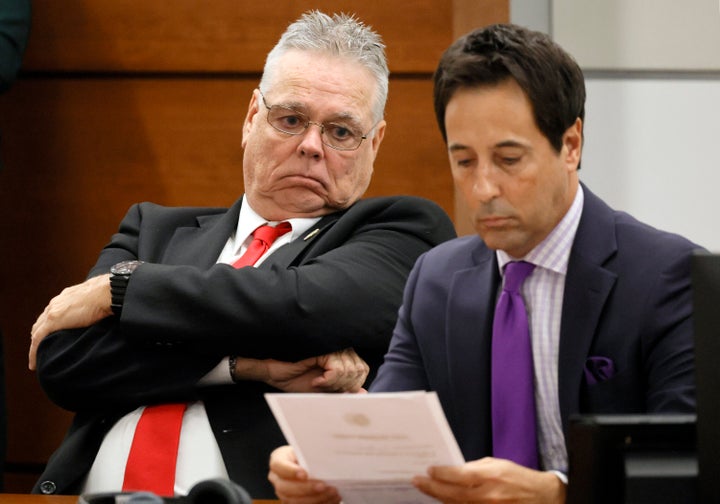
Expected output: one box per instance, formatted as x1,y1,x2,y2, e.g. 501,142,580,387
265,391,465,504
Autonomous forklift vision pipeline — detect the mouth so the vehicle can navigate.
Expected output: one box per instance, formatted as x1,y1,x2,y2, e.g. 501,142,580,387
477,215,513,229
281,174,327,191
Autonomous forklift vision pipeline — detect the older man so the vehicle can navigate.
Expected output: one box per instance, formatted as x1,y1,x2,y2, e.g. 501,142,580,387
29,11,455,498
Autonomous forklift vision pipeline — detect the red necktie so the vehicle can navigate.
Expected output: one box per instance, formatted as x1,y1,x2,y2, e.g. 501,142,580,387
122,222,291,495
232,222,292,268
122,404,187,495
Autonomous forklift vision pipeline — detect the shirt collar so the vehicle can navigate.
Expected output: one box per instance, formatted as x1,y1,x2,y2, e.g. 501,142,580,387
234,196,321,255
497,184,584,276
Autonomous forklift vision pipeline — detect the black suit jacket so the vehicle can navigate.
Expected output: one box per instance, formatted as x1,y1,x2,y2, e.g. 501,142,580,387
371,185,699,464
33,195,456,497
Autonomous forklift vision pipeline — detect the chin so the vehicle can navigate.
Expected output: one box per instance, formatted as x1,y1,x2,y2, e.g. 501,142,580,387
479,233,520,256
284,198,330,217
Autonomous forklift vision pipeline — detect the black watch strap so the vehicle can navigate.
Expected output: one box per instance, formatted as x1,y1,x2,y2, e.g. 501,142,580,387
110,260,144,316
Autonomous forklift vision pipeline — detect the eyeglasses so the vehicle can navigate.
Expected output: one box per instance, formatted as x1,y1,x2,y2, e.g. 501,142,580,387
259,90,377,151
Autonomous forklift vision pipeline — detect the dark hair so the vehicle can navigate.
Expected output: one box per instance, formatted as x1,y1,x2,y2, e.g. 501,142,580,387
433,24,585,153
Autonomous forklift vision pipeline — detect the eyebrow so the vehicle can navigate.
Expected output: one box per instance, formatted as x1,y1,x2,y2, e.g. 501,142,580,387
273,100,308,113
331,111,360,122
448,140,529,152
273,101,364,129
448,143,470,152
328,112,365,131
495,140,528,149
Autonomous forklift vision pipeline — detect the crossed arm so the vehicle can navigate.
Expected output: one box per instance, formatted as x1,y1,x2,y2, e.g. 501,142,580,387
29,272,369,411
29,273,368,394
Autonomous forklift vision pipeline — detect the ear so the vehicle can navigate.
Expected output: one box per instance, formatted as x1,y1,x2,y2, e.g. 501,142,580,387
369,119,387,160
562,117,583,171
241,89,262,149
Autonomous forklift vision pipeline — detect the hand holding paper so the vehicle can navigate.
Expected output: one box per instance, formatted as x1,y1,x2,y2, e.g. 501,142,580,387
266,391,464,504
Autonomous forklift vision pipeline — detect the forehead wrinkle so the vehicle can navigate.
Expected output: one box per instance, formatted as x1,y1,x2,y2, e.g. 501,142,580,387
272,98,309,113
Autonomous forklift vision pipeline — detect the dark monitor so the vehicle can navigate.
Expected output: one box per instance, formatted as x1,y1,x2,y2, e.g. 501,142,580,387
691,250,720,503
566,414,697,504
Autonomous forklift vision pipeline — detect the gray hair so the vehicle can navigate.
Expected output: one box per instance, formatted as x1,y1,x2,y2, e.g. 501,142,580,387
260,10,389,125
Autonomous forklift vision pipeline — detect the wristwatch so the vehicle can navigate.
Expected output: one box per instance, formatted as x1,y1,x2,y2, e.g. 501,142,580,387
109,260,144,317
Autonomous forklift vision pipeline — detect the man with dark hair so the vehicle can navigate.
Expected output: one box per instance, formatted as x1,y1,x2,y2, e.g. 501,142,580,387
268,23,699,503
28,10,455,499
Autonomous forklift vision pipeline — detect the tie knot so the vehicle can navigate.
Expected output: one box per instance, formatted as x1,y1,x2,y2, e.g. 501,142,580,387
252,222,292,246
502,261,535,293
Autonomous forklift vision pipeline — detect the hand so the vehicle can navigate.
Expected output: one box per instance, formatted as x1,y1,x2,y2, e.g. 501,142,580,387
311,347,369,392
412,457,566,504
29,274,113,370
268,445,340,504
233,348,369,393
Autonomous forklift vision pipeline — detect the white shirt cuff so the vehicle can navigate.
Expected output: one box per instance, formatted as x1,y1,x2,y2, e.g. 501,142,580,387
199,357,233,385
549,470,568,485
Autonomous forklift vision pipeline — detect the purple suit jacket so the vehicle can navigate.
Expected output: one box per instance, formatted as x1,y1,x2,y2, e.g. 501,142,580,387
371,185,699,463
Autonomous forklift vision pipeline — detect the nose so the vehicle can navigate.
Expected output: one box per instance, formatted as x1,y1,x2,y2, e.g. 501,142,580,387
472,166,501,203
297,122,325,159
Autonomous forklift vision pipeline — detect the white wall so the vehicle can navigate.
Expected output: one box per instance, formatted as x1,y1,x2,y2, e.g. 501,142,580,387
553,0,720,71
581,77,720,250
511,0,720,251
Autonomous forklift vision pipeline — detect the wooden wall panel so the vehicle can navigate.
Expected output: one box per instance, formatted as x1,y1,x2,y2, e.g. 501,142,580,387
0,0,507,492
24,0,453,73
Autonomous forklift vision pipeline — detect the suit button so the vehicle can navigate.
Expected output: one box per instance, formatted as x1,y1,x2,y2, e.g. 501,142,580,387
39,480,57,494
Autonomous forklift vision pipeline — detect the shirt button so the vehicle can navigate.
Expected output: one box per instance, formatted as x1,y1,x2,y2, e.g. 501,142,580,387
39,480,57,494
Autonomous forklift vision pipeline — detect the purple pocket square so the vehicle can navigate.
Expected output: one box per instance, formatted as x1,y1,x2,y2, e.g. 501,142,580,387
584,356,615,385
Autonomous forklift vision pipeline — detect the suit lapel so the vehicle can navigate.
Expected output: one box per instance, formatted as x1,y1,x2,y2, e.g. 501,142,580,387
161,198,243,268
259,213,341,269
445,245,499,457
161,197,344,270
557,186,618,432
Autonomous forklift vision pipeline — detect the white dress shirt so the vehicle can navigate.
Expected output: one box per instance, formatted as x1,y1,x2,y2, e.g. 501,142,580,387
82,198,320,495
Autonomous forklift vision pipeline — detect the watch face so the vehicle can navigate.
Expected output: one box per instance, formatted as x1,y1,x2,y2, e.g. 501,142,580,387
111,260,143,275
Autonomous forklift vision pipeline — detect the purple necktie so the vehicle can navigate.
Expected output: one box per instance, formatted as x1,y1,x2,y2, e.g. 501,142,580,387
491,260,538,468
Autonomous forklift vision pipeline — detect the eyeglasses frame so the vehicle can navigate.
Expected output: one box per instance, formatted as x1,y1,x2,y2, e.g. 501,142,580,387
258,90,379,151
